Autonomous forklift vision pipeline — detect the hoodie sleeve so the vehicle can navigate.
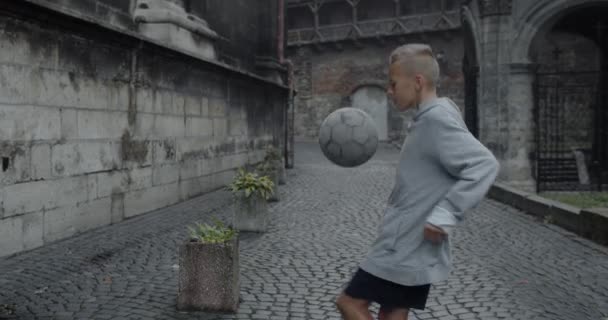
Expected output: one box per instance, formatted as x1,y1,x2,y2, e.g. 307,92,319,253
424,107,500,233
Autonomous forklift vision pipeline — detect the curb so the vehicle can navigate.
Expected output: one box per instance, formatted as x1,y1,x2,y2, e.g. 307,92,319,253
488,183,608,245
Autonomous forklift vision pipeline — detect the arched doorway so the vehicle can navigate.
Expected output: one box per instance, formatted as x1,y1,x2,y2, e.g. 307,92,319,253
531,5,608,191
351,85,389,141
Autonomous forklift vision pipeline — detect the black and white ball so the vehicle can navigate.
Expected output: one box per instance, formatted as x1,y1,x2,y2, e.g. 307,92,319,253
318,108,379,167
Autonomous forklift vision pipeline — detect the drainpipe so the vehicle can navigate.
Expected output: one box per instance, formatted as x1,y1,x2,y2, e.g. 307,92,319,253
278,0,295,168
278,0,285,63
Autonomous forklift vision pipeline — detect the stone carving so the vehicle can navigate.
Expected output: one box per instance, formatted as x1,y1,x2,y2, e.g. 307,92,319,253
133,0,218,59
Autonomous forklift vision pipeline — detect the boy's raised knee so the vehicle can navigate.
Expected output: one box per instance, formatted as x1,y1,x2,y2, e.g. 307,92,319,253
336,293,367,311
335,293,348,311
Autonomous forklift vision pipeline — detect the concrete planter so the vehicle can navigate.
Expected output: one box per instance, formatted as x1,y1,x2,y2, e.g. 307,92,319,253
580,208,608,245
278,158,287,185
260,169,280,202
233,192,269,232
177,238,239,312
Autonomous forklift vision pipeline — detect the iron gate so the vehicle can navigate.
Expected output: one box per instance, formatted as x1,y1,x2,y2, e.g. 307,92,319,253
535,69,606,191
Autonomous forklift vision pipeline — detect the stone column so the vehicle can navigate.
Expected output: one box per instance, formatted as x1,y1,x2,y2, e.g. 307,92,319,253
255,1,285,84
473,0,538,190
504,63,537,191
476,15,506,162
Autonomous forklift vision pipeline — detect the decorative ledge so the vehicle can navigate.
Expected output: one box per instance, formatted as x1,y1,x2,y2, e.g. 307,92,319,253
489,182,608,246
133,0,218,60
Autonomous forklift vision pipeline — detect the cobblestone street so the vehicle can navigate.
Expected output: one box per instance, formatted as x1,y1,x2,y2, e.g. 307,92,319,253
1,143,607,320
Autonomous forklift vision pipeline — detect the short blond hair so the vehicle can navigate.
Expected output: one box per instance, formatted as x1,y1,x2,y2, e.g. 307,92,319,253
389,44,440,88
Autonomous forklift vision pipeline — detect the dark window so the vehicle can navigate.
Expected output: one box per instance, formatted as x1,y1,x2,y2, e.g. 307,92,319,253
357,0,395,21
445,0,460,11
319,1,351,26
288,6,314,29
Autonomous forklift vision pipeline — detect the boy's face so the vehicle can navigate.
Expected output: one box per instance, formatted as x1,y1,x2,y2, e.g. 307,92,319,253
387,62,419,112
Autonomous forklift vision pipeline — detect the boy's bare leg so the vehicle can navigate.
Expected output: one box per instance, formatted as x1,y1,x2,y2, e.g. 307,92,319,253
378,307,409,320
336,293,374,320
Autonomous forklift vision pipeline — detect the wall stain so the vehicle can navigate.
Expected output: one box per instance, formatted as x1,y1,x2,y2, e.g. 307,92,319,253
121,130,149,164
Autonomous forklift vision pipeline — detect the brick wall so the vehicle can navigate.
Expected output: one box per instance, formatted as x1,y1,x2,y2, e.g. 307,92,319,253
289,31,464,142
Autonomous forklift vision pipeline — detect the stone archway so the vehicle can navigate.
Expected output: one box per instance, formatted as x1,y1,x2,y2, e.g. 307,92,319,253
351,85,389,141
511,0,608,64
528,5,608,191
471,0,608,191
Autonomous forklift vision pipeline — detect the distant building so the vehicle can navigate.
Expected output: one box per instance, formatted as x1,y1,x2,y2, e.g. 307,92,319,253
287,0,463,142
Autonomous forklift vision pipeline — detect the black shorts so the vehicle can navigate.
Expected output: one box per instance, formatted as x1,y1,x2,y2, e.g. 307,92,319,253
344,268,431,310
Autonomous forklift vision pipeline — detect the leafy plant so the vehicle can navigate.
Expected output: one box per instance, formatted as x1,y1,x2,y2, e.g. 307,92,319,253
0,304,16,316
256,160,277,175
263,145,282,163
228,167,274,200
188,219,237,244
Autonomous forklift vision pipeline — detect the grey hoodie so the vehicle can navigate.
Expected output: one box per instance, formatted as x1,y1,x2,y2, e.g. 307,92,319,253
360,97,499,286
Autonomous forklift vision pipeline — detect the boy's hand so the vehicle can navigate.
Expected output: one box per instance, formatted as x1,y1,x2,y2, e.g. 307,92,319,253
424,224,447,244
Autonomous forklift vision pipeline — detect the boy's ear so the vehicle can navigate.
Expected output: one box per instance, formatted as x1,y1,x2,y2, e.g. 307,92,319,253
415,74,423,92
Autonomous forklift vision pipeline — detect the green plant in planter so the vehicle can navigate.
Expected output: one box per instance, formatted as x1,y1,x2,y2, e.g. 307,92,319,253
228,167,274,200
256,160,280,196
256,160,277,175
0,304,16,317
188,219,237,244
263,145,282,163
179,218,239,312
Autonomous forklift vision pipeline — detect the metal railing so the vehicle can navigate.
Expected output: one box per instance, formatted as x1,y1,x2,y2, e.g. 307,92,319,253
288,10,460,45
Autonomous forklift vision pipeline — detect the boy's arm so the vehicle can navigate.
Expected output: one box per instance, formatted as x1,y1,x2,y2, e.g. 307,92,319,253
425,110,500,234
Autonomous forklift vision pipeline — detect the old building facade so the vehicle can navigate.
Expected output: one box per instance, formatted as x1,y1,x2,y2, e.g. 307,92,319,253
287,0,464,143
0,0,289,256
463,0,608,191
289,0,608,192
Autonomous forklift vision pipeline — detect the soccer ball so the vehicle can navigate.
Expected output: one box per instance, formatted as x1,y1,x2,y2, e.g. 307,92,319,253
318,108,379,167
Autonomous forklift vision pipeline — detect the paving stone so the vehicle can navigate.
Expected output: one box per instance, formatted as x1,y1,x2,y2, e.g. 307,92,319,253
0,143,606,320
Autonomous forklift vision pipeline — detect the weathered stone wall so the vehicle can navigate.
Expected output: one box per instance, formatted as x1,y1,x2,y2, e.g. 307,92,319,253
462,0,534,189
288,31,464,142
191,0,282,73
24,0,137,31
24,0,282,75
0,1,287,257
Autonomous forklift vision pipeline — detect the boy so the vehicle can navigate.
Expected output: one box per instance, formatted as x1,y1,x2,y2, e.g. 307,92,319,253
336,44,500,320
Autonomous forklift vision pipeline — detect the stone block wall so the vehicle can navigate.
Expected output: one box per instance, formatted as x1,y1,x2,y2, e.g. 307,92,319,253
26,0,137,31
0,2,287,257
